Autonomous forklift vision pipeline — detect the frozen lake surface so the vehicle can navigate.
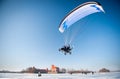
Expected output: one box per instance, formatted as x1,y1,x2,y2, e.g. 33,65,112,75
0,72,120,79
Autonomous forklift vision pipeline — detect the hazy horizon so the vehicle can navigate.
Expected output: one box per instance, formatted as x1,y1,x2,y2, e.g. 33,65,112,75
0,0,120,71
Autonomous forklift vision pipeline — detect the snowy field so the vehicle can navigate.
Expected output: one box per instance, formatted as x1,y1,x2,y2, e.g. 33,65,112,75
0,72,120,79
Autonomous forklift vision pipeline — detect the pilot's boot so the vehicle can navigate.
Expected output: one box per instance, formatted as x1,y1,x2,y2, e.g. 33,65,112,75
64,53,66,55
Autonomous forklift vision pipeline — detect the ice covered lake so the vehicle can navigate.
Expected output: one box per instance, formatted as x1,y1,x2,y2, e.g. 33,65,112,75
0,72,120,79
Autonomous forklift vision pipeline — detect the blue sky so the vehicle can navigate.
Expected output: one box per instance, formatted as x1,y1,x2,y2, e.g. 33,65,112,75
0,0,120,71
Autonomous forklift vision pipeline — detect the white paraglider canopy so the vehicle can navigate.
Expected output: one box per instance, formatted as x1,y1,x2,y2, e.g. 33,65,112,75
59,1,105,33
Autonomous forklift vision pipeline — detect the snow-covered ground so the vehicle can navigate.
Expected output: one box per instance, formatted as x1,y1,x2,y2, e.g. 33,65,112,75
0,72,120,79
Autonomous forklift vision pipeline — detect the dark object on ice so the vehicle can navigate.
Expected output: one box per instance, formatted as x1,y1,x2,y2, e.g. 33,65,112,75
70,72,73,75
38,72,41,77
59,44,73,55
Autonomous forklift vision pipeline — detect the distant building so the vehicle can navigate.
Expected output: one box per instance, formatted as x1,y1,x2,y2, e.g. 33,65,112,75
21,67,48,73
39,68,48,73
48,65,60,73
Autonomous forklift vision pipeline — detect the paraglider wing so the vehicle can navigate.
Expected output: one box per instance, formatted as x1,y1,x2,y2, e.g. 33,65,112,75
59,1,105,33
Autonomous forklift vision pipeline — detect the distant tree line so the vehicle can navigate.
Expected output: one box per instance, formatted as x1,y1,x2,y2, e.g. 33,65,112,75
99,68,110,72
0,67,112,74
